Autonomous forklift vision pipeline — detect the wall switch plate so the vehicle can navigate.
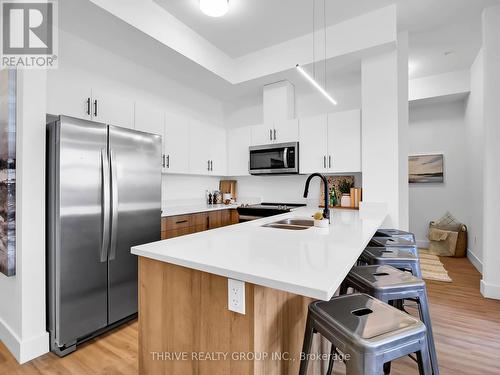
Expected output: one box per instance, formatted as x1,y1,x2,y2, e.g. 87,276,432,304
228,279,245,315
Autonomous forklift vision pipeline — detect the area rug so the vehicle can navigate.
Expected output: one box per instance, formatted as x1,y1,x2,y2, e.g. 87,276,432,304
418,249,452,283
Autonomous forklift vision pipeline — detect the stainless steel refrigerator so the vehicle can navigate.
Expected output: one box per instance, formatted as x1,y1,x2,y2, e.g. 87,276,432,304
46,115,161,356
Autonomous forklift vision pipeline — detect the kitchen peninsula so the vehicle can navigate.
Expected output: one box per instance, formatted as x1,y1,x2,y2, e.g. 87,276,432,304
132,204,387,375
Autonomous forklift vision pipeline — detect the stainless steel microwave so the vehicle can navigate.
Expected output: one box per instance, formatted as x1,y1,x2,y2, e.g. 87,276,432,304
249,142,299,175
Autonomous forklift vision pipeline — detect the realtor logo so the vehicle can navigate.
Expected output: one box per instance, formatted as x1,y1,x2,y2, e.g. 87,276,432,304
1,0,58,68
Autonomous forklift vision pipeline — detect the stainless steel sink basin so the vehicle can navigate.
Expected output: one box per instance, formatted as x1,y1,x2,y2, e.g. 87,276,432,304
261,218,314,230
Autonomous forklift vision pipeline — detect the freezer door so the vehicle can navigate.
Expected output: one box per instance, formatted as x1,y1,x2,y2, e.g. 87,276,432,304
48,116,109,347
108,125,161,323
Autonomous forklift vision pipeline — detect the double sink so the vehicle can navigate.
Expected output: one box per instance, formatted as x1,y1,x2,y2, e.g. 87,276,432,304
262,218,315,230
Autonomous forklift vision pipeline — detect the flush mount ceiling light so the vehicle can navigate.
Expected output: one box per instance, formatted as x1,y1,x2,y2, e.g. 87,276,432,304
200,0,229,17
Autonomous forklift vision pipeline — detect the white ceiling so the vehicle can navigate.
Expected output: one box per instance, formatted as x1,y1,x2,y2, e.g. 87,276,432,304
154,0,500,78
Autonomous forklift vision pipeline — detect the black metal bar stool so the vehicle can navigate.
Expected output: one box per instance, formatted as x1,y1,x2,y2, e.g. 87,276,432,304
374,229,416,242
360,246,422,278
299,293,432,375
340,265,439,375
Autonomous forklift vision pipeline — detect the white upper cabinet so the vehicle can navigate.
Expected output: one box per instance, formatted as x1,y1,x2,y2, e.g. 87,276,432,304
208,126,227,176
250,119,299,146
134,102,164,136
299,114,328,174
189,119,211,175
188,120,226,176
47,71,92,120
299,110,361,174
134,101,165,170
91,87,135,129
227,126,251,176
274,118,299,144
250,123,273,146
327,109,361,173
165,113,190,174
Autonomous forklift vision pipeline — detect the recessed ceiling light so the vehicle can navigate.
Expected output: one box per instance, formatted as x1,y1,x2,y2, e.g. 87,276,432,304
200,0,229,17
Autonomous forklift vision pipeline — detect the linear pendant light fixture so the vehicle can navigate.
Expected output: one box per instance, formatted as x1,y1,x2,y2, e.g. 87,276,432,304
296,0,337,106
200,0,229,17
296,64,337,106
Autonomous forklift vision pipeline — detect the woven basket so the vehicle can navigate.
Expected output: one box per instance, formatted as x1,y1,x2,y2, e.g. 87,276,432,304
429,221,468,258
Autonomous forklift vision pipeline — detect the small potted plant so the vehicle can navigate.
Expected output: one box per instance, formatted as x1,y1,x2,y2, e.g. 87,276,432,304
338,179,354,208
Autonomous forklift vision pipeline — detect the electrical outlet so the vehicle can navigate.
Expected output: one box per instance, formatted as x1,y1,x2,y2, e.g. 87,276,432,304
228,279,245,315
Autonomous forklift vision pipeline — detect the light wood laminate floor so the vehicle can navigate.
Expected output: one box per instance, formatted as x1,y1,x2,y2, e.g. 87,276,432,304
1,257,499,375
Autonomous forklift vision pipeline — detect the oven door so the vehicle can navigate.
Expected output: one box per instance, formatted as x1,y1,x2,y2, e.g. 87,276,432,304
249,142,299,175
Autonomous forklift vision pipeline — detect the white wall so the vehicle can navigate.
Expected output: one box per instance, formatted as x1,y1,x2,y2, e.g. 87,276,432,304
465,51,484,272
361,35,409,229
162,175,221,207
0,70,49,363
224,76,361,128
408,99,468,247
234,173,362,205
481,5,500,299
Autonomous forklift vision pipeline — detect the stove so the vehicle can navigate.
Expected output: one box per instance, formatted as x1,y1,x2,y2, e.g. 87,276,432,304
237,202,306,222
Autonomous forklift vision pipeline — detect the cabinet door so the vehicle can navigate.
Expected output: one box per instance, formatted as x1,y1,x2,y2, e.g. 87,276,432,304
274,118,299,143
227,126,251,176
135,102,165,169
47,71,92,120
189,119,211,175
208,211,222,229
165,113,190,174
92,88,135,129
209,126,227,176
299,114,328,174
251,123,273,146
327,110,361,173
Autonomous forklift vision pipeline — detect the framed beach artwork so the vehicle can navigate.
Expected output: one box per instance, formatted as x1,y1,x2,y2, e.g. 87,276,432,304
0,69,17,277
409,154,444,184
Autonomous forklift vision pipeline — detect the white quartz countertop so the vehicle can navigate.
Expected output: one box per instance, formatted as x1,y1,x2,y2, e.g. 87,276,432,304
162,203,239,217
133,204,387,300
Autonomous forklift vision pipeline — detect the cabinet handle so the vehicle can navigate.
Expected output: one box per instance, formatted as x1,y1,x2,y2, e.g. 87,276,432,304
269,129,273,141
210,160,213,171
329,155,332,169
162,154,165,168
273,129,277,140
86,98,91,115
93,99,98,117
166,155,170,168
323,156,326,169
175,220,188,224
208,160,210,171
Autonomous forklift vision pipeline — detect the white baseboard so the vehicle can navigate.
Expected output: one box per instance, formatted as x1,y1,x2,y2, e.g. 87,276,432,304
0,316,49,364
0,315,21,361
480,280,500,300
467,249,483,274
416,239,429,249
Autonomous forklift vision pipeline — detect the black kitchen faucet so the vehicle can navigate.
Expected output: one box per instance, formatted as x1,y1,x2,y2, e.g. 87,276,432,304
303,173,330,223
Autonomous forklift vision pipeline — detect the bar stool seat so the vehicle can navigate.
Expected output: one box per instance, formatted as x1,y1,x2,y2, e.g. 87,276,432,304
341,265,439,375
369,237,418,257
360,246,422,278
375,229,416,242
299,293,431,375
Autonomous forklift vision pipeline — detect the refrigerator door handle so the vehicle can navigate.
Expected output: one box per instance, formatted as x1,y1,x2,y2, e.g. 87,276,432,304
109,149,118,261
100,149,111,262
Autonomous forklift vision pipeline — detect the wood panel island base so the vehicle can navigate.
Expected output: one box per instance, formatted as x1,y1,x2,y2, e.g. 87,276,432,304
133,206,388,375
139,257,315,375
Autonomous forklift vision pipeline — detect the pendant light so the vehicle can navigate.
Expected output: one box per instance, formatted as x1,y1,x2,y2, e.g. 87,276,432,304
296,0,337,106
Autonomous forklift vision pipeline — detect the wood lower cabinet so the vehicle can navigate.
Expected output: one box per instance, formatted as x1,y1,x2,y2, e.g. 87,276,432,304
161,209,239,239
